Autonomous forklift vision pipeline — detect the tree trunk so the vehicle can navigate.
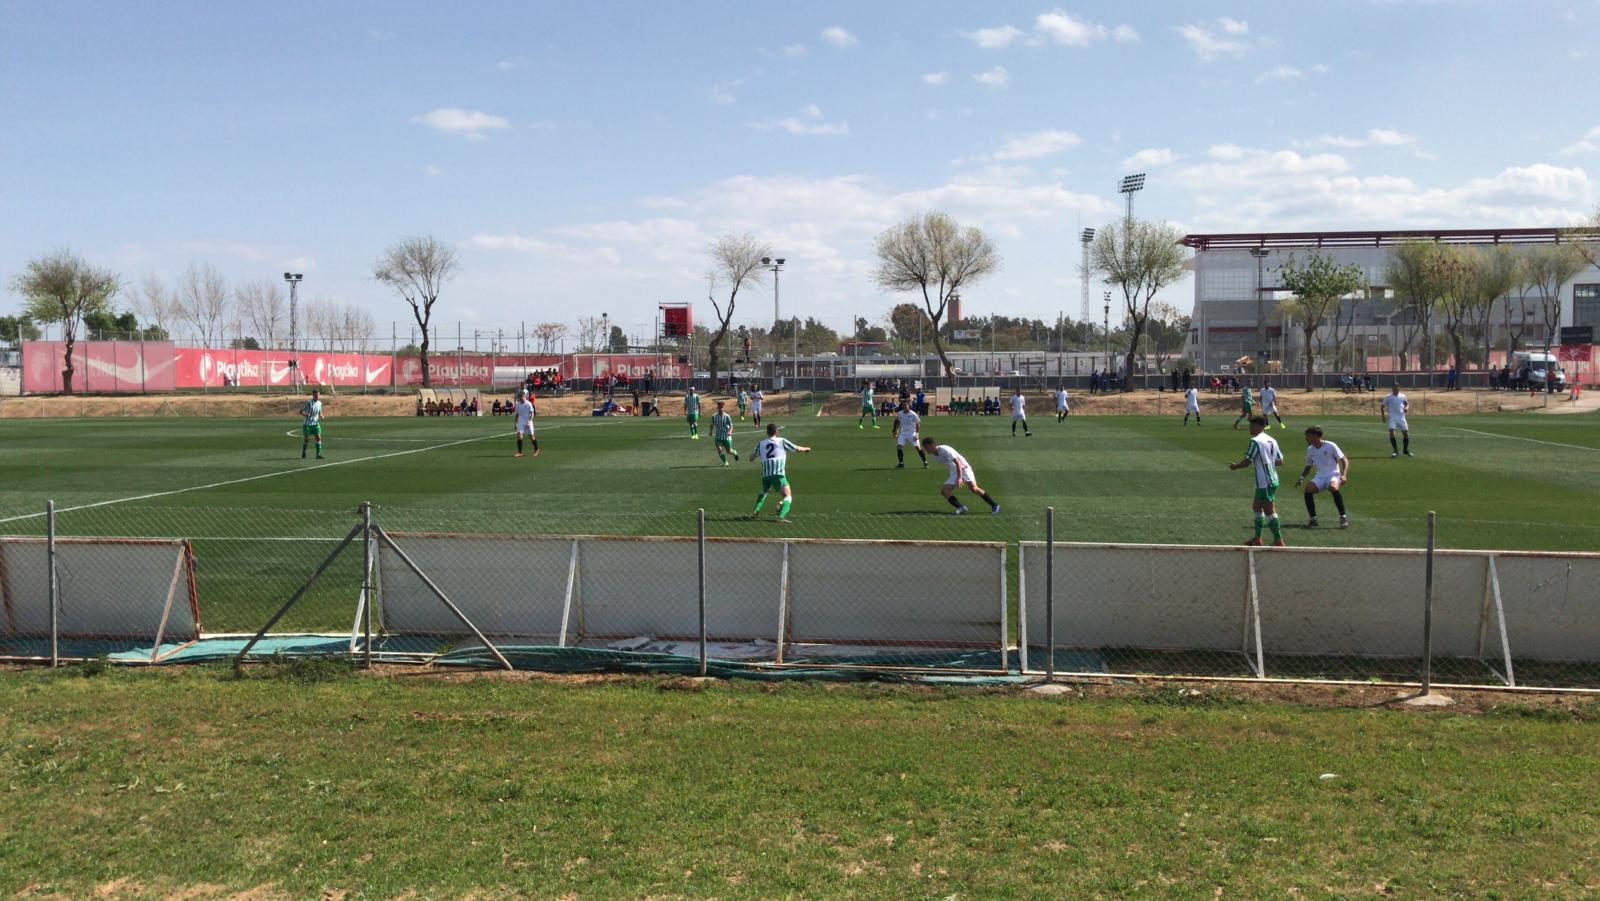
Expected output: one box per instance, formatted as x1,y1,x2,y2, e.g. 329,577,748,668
708,321,730,390
1123,318,1145,393
929,323,954,380
61,328,76,395
419,335,431,389
1448,326,1466,371
1302,323,1316,391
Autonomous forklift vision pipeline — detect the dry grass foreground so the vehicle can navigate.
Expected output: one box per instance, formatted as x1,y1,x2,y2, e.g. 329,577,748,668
0,386,1562,419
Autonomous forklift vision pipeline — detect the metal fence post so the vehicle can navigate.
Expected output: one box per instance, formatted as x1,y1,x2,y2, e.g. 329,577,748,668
697,508,707,677
361,501,373,669
47,500,58,668
1045,507,1055,681
1422,511,1436,694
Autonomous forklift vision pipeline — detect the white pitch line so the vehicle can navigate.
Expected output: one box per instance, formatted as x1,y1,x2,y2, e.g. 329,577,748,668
1442,426,1600,453
0,428,537,524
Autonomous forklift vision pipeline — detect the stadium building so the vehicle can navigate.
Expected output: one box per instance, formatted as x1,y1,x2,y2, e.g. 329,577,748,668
1181,228,1600,376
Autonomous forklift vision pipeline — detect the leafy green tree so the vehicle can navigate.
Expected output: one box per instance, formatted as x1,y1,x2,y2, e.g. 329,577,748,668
1465,246,1522,371
1524,243,1588,356
0,314,40,343
10,249,120,393
1278,252,1368,389
1384,240,1440,371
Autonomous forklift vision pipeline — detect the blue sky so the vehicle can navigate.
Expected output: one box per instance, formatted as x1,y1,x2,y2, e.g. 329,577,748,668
3,0,1598,343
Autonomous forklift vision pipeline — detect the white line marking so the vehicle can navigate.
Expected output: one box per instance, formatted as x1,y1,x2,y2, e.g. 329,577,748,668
0,429,532,524
1442,426,1600,453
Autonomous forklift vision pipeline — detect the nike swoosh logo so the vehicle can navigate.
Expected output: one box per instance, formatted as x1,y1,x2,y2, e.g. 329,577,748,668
270,365,291,384
365,362,390,382
84,358,153,382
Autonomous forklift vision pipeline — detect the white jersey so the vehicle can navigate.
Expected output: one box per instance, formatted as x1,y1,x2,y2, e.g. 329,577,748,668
931,444,974,486
1185,387,1200,411
1382,393,1408,421
1245,432,1283,490
514,398,535,430
1261,386,1277,411
894,409,921,443
1010,394,1026,417
1304,440,1345,479
1054,389,1069,411
750,390,763,410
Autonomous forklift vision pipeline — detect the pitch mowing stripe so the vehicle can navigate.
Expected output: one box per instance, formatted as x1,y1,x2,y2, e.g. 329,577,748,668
0,430,514,524
1442,425,1600,453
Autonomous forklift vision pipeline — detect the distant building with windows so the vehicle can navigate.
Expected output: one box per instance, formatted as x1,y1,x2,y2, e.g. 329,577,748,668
1180,228,1600,374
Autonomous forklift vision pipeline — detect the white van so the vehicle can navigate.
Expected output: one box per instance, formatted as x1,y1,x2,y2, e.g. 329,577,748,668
1512,351,1565,387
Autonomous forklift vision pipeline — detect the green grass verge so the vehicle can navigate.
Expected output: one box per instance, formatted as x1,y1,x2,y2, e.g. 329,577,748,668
1,668,1597,897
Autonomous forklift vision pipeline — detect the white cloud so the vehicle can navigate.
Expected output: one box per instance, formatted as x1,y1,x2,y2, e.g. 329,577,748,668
782,43,807,57
821,25,857,47
1208,143,1246,161
985,129,1082,162
974,65,1010,88
422,164,443,177
922,71,950,85
749,106,849,136
496,57,528,71
709,80,741,105
1122,148,1177,169
1256,65,1303,83
1177,19,1253,61
1112,24,1140,43
1304,128,1418,149
1035,9,1107,46
1561,126,1600,155
961,24,1025,49
411,108,510,140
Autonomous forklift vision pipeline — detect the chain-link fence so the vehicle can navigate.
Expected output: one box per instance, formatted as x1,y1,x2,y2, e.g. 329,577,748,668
1,501,1594,691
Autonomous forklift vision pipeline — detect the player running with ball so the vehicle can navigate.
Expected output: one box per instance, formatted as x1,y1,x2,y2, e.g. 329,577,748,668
1228,416,1285,546
920,437,1000,515
750,423,810,522
512,390,538,458
892,401,927,469
1295,426,1349,529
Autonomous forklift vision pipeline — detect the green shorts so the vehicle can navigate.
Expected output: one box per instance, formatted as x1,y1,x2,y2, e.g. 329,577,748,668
686,412,699,423
1254,485,1277,505
1241,402,1254,416
715,437,733,450
861,404,874,414
761,474,789,492
302,423,321,438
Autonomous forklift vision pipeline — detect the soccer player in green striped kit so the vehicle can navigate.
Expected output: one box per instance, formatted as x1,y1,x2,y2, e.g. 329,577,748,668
684,387,702,439
749,423,811,522
711,400,739,466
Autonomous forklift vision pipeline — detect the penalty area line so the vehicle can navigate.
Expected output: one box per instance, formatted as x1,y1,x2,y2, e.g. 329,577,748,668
0,429,525,524
1441,426,1600,453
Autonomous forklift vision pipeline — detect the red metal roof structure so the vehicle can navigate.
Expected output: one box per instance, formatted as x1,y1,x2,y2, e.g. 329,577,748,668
1180,227,1599,251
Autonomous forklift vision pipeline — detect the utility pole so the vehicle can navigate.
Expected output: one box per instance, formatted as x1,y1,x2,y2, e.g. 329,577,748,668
761,256,786,387
283,272,303,390
1250,247,1269,381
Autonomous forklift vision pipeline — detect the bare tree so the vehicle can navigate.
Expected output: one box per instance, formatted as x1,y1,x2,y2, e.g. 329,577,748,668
1089,219,1188,389
1562,207,1600,270
1525,243,1587,356
133,273,180,338
11,249,120,393
706,233,772,388
1466,246,1522,371
533,322,569,353
235,278,285,349
373,236,459,388
1278,252,1369,390
176,262,230,347
873,211,1000,379
1146,301,1187,370
575,316,605,352
1429,246,1478,371
1384,240,1440,371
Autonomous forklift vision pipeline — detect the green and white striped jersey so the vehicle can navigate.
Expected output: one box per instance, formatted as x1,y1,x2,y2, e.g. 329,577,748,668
684,393,701,414
711,412,733,439
753,437,798,477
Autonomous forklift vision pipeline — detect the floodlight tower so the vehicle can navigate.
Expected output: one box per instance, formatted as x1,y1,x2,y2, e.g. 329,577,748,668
283,272,303,388
1118,173,1145,228
761,257,785,386
1250,247,1270,377
1079,228,1095,326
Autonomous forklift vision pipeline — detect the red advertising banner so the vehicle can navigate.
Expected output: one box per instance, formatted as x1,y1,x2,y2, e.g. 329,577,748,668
1558,343,1593,364
22,341,177,393
171,348,394,389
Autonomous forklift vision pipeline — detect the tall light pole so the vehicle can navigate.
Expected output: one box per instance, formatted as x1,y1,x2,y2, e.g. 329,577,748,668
1118,173,1145,227
1250,247,1269,380
1079,227,1096,325
761,257,785,387
283,272,303,389
1103,290,1112,381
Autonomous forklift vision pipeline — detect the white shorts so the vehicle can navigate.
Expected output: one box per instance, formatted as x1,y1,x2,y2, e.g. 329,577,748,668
516,420,535,437
751,402,762,414
897,432,920,446
944,464,975,488
1186,404,1200,413
1056,404,1068,413
1388,416,1409,431
1309,472,1342,492
1011,412,1026,420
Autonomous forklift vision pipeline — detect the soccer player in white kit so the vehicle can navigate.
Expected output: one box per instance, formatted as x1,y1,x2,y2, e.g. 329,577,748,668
1261,380,1286,429
892,401,926,469
1295,425,1349,529
750,387,764,428
1380,384,1412,457
1054,386,1070,422
1009,388,1031,437
920,437,1000,515
1183,385,1201,426
513,390,538,458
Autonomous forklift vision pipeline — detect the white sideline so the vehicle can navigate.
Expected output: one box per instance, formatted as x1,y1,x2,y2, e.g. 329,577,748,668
1442,426,1599,453
0,429,529,524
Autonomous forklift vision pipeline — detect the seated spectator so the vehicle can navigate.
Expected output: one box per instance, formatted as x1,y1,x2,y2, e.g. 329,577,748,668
417,397,426,417
491,399,502,416
469,397,480,415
